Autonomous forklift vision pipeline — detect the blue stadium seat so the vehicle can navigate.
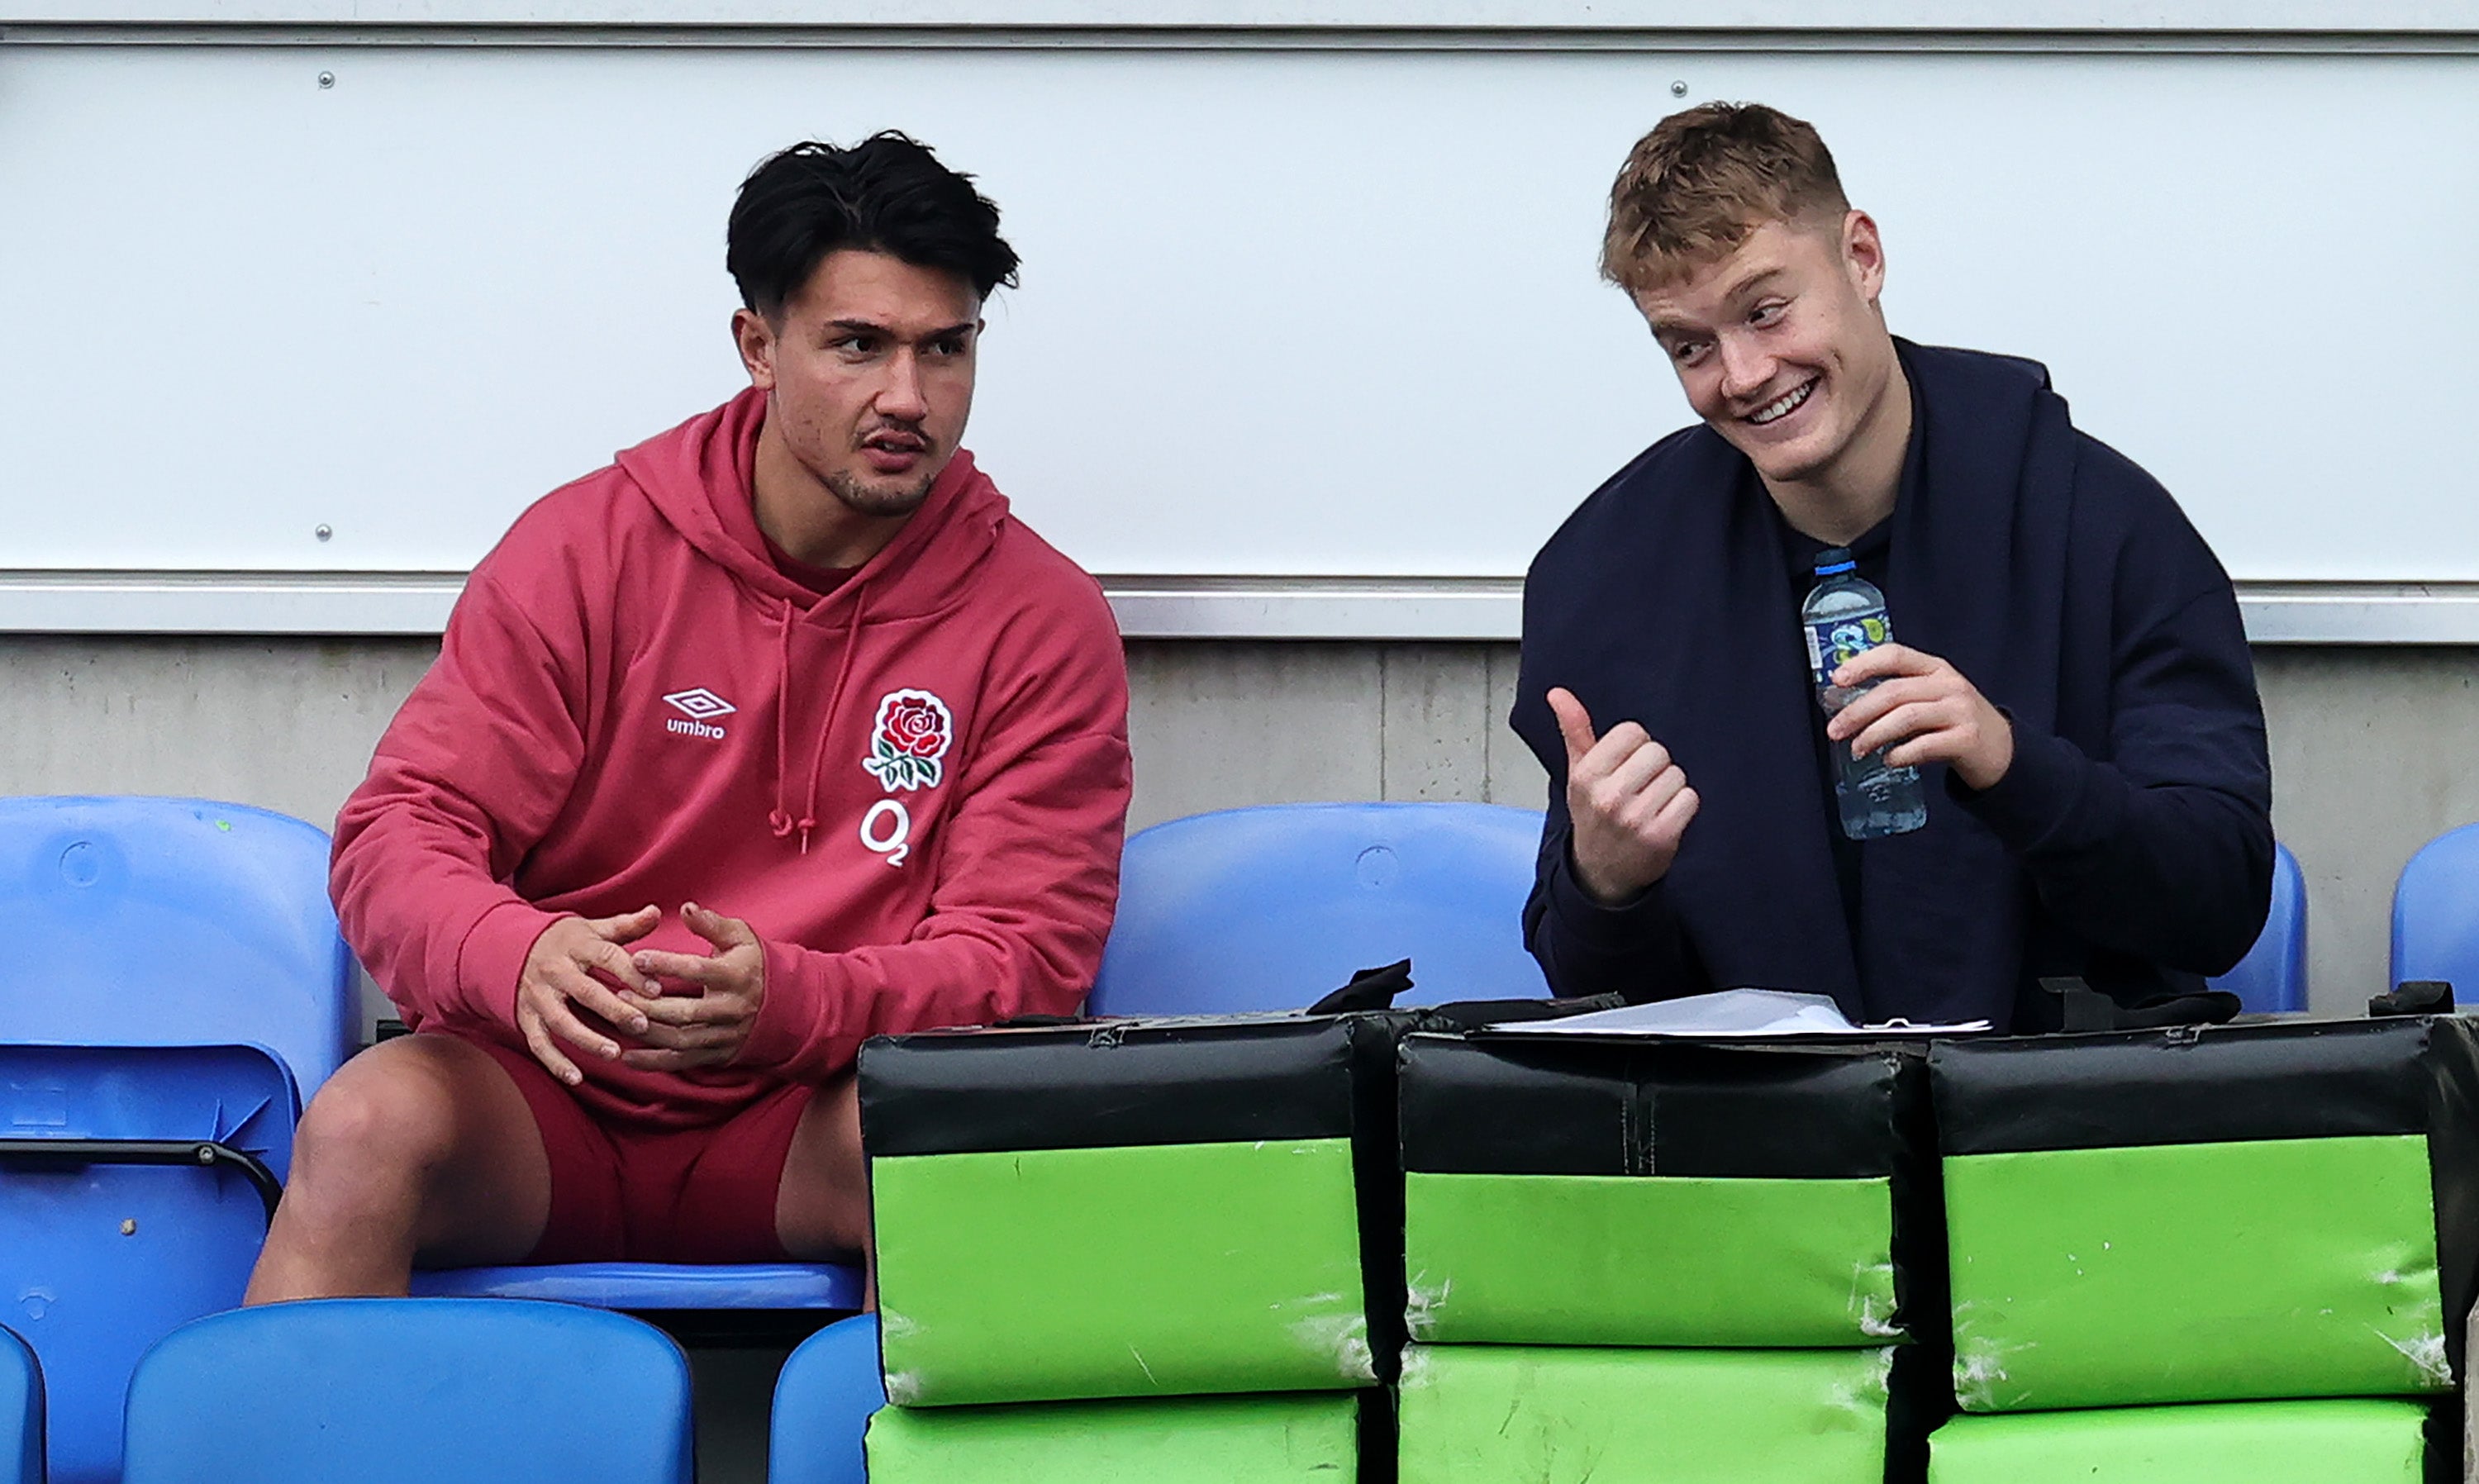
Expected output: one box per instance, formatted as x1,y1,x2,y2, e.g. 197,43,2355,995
410,1261,864,1311
1088,801,1551,1015
0,794,855,1325
1,1325,40,1484
2207,841,2309,1014
2,796,336,1484
2391,822,2479,995
0,1043,294,1484
768,1312,884,1484
0,796,357,1095
121,1298,692,1484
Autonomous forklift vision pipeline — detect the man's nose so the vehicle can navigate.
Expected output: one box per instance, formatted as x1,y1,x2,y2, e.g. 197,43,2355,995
1715,333,1773,401
878,350,930,421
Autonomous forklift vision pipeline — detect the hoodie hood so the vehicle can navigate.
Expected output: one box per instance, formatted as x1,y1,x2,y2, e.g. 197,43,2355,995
614,385,1010,625
610,387,1016,854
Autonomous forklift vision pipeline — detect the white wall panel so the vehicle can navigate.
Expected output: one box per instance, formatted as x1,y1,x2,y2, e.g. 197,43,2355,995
2,31,2472,626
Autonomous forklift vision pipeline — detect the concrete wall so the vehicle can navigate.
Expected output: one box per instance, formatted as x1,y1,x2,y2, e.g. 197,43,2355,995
2,635,2467,1020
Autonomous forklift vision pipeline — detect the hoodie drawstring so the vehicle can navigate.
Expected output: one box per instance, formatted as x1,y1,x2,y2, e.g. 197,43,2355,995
768,584,869,855
768,600,799,845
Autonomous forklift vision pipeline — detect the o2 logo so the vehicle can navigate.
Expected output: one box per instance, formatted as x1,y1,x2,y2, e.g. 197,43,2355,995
859,799,911,868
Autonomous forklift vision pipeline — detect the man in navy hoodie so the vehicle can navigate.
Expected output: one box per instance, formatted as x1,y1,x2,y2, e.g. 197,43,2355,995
1512,102,2272,1032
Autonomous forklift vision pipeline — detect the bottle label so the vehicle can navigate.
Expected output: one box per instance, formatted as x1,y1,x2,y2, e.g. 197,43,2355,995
1806,609,1893,687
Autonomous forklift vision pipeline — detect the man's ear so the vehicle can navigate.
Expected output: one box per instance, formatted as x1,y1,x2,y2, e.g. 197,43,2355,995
1840,209,1888,305
732,307,778,392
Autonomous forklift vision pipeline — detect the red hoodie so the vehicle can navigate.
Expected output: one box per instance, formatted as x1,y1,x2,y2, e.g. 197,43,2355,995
332,388,1132,1128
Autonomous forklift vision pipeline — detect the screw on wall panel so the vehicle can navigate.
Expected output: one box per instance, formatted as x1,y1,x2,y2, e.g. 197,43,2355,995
120,1220,136,1235
318,71,335,89
1671,80,1689,97
316,524,333,541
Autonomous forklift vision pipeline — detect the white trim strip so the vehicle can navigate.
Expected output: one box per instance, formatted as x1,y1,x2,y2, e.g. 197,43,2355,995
2231,584,2479,645
8,26,2479,56
0,573,472,635
1103,578,1525,641
4,3,2476,34
4,571,2478,643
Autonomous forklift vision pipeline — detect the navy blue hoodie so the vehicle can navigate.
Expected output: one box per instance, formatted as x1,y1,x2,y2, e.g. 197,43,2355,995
1511,341,2272,1032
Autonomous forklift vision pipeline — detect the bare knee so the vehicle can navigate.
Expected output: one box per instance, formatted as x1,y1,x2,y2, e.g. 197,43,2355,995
249,1037,547,1299
289,1041,476,1205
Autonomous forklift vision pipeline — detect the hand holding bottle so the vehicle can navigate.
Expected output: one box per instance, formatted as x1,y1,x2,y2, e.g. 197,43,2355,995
1825,643,2015,791
1802,548,1929,838
1548,687,1701,906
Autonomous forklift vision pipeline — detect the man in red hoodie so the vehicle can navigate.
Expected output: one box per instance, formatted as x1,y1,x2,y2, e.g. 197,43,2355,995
245,134,1133,1298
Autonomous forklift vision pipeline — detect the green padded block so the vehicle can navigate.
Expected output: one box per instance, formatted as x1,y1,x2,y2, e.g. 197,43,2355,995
865,1391,1362,1482
1404,1171,1896,1346
1397,1343,1894,1484
1945,1134,2448,1411
1928,1399,2434,1483
874,1138,1373,1406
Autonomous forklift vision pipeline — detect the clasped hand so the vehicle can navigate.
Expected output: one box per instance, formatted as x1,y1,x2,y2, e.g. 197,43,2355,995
515,901,766,1086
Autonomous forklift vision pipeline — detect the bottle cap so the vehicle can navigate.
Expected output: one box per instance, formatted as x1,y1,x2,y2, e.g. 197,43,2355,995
1814,547,1857,577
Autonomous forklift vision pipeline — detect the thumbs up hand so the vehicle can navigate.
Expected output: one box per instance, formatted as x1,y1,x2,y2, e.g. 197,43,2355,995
1547,687,1700,906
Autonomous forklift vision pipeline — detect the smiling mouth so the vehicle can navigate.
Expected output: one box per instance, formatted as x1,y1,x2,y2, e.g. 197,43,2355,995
1745,378,1818,427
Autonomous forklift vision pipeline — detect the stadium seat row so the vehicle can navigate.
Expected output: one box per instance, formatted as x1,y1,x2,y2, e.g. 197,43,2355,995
0,1298,886,1484
7,792,2479,1481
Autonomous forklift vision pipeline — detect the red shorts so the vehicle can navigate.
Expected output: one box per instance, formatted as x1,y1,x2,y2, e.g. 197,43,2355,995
465,1035,816,1264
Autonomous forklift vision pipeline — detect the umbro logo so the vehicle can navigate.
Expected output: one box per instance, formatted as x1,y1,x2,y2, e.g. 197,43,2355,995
662,687,735,740
664,688,736,720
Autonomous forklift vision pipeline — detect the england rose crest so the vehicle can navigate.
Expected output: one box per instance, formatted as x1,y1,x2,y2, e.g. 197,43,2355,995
864,689,954,792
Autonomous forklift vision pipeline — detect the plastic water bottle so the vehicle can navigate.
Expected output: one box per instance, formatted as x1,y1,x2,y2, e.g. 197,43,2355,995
1801,548,1929,840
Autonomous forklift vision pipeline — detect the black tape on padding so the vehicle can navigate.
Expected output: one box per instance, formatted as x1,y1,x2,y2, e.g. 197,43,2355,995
1398,1034,1929,1180
860,1015,1365,1157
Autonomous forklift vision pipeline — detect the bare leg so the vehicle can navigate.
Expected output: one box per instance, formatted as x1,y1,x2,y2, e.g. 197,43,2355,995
774,1068,873,1305
244,1035,551,1303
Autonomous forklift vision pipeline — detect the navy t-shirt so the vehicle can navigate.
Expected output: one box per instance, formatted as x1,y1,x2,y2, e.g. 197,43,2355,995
1779,511,1887,962
1770,407,1919,968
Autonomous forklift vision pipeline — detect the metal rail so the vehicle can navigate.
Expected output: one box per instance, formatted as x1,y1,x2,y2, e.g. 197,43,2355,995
0,1138,285,1224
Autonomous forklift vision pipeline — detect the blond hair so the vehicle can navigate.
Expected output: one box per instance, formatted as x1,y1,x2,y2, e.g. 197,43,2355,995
1601,102,1850,294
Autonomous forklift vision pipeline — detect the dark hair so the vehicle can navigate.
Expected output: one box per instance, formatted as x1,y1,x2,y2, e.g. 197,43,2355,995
726,132,1020,317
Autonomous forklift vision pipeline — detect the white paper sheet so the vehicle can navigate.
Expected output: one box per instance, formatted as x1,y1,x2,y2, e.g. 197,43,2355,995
1487,987,1991,1038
